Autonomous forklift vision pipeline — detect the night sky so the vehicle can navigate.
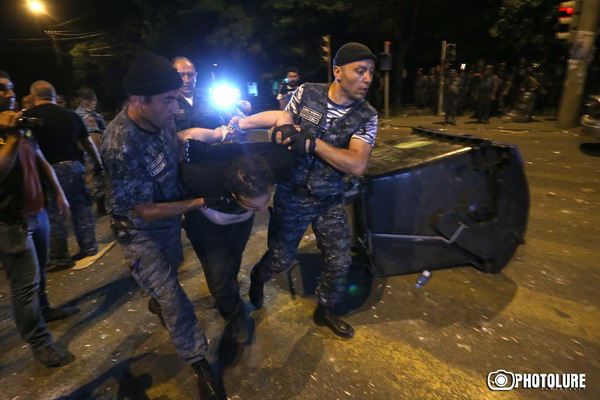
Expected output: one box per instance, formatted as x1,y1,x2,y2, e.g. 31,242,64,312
1,0,136,99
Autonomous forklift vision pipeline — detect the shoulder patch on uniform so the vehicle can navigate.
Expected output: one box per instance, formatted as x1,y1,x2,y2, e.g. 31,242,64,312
148,152,167,177
299,106,322,125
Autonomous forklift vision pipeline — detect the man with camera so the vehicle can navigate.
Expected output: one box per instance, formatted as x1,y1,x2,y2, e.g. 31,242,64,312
276,67,301,110
24,81,103,268
0,71,78,367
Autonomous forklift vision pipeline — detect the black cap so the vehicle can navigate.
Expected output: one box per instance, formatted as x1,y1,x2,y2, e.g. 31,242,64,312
333,42,377,66
123,52,182,96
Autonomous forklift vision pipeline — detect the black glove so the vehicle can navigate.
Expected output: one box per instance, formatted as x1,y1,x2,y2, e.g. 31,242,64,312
271,124,297,144
204,195,235,208
287,131,316,155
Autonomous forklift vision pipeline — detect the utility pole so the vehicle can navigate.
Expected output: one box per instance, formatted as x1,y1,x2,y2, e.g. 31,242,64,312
383,41,391,120
45,30,62,67
437,40,447,116
557,0,600,128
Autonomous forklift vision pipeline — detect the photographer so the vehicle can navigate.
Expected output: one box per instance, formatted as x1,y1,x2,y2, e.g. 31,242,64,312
1,71,78,367
276,67,301,110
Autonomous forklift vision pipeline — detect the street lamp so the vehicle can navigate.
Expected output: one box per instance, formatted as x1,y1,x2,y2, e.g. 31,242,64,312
27,0,47,15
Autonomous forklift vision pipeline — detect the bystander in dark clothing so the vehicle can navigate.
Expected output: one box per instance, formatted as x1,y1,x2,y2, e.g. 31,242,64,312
444,69,461,125
25,81,102,267
414,68,428,109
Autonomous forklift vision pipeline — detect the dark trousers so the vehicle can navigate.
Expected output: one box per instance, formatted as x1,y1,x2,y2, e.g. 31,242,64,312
477,91,493,121
253,184,352,307
183,210,254,319
0,211,53,351
48,161,97,263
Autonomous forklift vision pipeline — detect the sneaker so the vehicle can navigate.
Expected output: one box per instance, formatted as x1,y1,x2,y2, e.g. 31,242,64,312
72,250,98,261
33,343,75,367
48,258,75,270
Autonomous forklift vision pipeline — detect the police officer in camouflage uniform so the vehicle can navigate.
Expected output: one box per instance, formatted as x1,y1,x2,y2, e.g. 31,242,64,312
243,42,379,339
75,87,107,215
101,52,226,400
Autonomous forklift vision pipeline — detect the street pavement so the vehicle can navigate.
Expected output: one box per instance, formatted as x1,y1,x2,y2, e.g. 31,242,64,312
1,111,599,399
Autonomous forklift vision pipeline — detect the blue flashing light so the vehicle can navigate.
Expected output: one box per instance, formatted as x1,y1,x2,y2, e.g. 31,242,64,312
210,83,241,110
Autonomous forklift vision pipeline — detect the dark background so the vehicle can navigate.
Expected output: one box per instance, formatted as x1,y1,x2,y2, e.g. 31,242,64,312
1,0,593,113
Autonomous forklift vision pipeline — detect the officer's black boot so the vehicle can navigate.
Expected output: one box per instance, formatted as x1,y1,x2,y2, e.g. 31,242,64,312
229,306,249,344
313,302,354,339
249,270,264,309
191,359,226,400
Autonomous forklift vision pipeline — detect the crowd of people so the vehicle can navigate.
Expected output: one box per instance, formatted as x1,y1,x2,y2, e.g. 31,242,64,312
413,57,565,124
1,42,378,399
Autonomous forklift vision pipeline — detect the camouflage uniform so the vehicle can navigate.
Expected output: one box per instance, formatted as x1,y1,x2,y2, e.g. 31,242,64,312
253,83,377,306
76,103,106,202
46,161,97,261
101,109,207,364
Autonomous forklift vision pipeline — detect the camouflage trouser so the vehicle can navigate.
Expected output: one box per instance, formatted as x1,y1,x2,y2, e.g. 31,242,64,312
118,223,207,363
84,152,104,202
253,184,352,307
48,161,97,262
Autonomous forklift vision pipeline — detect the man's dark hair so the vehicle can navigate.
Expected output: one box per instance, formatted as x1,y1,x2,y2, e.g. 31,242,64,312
223,155,273,199
286,67,299,75
0,71,11,79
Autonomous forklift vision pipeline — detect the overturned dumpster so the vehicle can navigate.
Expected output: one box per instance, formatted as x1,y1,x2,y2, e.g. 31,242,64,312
353,127,529,277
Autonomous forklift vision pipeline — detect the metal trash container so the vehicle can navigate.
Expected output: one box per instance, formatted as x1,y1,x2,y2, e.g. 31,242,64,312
581,95,600,141
353,127,529,277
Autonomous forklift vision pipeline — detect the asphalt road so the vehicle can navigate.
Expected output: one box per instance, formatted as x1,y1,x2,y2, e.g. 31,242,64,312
1,112,598,400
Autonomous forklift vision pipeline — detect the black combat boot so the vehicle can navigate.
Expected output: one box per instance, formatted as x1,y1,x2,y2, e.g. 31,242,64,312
249,270,264,309
229,307,250,344
313,302,354,339
191,359,227,400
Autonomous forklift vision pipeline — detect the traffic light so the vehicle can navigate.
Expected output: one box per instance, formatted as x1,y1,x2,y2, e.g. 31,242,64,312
320,35,331,64
557,1,577,40
378,52,393,71
445,43,457,61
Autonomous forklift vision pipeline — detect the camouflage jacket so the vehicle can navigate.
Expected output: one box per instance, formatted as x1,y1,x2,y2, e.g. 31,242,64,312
75,103,106,134
101,108,183,230
286,82,377,197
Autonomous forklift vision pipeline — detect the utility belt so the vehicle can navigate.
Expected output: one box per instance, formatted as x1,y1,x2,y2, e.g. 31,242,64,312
110,215,177,244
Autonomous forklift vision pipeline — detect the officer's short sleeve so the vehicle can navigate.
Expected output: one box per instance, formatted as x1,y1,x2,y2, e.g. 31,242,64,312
102,146,154,214
351,113,378,147
284,84,304,117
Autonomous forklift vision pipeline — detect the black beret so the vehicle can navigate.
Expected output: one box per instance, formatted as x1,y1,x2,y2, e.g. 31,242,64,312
123,52,182,96
333,42,377,67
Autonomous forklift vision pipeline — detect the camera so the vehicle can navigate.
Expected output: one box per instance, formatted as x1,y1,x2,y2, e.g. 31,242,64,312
487,369,515,391
17,116,44,128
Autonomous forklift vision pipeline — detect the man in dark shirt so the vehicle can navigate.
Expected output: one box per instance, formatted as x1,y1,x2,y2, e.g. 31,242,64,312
24,81,103,268
1,71,78,367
